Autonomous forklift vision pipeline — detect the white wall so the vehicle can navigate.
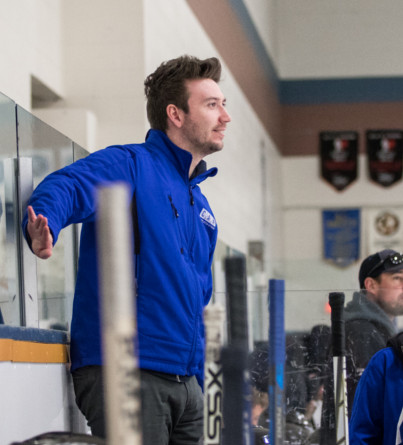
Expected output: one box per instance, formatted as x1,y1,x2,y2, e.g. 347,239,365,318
0,0,64,108
276,0,403,78
52,0,146,151
0,0,146,153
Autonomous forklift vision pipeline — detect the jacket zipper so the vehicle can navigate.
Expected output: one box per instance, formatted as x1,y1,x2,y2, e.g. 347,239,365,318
189,187,194,206
168,195,184,254
168,195,179,218
187,184,200,374
188,186,196,262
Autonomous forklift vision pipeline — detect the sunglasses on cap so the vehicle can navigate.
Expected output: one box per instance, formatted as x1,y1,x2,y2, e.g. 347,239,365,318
366,252,403,278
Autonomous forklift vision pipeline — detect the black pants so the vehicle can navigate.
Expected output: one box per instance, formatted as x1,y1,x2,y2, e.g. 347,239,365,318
72,366,204,445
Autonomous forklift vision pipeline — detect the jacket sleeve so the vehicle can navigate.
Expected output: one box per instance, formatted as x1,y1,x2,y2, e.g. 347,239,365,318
21,146,136,245
349,351,385,444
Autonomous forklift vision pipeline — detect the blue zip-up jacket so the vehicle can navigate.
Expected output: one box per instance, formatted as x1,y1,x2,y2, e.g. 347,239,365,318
22,130,218,383
349,334,403,444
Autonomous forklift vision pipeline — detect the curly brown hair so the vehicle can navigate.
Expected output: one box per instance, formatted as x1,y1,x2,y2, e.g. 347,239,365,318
144,55,222,131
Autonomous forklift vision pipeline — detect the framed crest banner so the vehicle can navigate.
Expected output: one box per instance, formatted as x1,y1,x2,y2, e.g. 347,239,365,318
320,131,358,191
322,209,360,267
366,130,403,187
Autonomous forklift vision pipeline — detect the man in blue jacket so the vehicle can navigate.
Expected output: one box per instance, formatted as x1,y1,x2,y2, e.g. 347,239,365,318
349,331,403,444
23,55,231,444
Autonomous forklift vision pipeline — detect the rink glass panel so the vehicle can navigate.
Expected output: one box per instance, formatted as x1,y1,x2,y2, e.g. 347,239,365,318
16,106,77,330
211,251,359,437
0,93,20,325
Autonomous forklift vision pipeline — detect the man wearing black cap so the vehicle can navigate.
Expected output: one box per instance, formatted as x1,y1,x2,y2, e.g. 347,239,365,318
320,249,403,444
345,248,403,413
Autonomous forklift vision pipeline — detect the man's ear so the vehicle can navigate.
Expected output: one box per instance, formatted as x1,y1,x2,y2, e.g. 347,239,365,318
364,276,377,292
166,104,184,129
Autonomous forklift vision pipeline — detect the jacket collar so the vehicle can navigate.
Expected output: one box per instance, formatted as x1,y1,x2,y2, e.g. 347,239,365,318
145,129,217,184
387,331,403,363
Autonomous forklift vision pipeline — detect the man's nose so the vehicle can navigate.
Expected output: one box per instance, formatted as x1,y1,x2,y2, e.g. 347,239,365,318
220,107,231,123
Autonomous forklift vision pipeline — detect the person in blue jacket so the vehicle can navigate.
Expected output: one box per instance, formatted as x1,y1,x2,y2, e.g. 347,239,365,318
349,331,403,444
22,55,231,444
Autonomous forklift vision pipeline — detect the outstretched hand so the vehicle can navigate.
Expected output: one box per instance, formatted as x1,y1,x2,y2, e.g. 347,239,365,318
27,205,53,259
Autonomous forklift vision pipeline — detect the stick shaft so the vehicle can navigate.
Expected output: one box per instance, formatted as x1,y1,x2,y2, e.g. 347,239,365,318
329,292,349,445
333,356,349,443
268,279,285,445
225,256,248,348
97,183,142,445
222,256,252,445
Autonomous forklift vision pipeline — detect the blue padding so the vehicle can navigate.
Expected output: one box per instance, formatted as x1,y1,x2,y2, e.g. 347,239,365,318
0,325,69,344
268,279,285,365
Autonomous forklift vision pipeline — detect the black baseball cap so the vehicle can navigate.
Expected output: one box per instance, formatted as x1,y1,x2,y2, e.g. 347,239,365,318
359,249,403,289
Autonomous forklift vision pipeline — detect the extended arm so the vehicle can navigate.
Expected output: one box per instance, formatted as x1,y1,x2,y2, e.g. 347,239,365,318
22,145,136,257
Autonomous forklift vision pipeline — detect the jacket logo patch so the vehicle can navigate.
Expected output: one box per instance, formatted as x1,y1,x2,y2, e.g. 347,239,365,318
200,208,216,229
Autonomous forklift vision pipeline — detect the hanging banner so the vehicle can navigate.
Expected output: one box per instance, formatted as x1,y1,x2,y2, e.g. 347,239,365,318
320,131,358,191
366,130,403,187
367,208,403,253
322,209,360,267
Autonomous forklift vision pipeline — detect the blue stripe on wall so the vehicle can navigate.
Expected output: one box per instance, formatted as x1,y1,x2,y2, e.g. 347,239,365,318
280,77,403,105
